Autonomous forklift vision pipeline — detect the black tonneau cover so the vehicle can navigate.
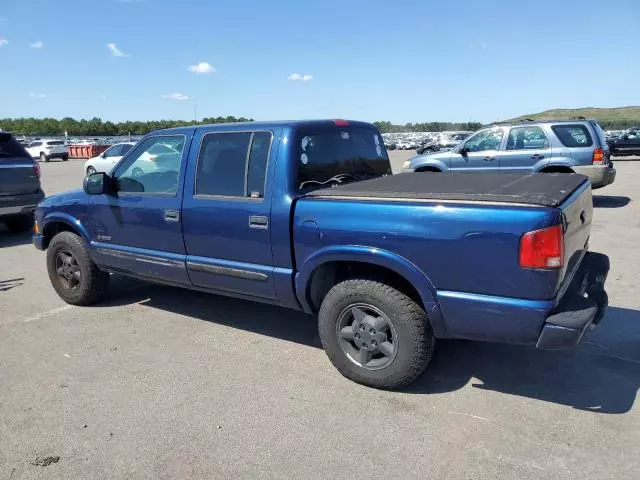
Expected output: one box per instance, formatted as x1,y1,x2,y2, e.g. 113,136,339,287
305,172,589,208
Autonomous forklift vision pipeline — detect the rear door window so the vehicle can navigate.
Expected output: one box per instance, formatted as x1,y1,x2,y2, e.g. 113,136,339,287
195,131,276,199
551,125,593,147
506,126,550,150
46,140,65,146
0,133,31,158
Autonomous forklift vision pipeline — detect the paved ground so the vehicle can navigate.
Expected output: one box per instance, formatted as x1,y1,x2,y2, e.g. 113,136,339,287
0,153,638,479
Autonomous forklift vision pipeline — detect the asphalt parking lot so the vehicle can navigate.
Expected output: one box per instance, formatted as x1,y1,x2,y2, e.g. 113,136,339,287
1,152,638,479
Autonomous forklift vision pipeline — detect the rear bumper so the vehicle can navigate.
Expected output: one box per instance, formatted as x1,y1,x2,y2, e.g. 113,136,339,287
536,251,609,349
572,165,616,189
0,190,44,218
43,152,68,160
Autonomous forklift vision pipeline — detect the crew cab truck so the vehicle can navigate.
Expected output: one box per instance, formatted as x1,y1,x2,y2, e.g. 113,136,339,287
33,120,609,389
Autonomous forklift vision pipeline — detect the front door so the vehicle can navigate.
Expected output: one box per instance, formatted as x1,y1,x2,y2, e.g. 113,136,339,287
181,129,278,300
88,132,194,285
500,125,551,172
449,127,504,172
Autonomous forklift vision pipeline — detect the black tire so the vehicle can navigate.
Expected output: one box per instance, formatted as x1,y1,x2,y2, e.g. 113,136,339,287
46,231,110,305
86,166,97,176
318,279,434,389
62,154,69,161
40,152,49,163
4,213,33,233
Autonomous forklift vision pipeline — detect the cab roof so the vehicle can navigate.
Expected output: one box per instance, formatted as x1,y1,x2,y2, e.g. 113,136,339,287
156,119,376,135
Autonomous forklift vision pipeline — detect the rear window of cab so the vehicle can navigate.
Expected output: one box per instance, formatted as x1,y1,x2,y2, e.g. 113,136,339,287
551,124,593,148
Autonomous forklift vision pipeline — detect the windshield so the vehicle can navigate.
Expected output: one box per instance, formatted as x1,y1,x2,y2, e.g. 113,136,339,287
0,133,31,158
297,126,391,191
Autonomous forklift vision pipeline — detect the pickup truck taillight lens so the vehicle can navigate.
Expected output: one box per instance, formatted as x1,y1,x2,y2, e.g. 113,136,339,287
519,225,564,269
592,148,605,165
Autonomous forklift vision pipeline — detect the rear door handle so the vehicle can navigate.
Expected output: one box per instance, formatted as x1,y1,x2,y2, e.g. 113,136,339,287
531,154,545,160
164,209,180,222
483,156,495,161
249,215,269,230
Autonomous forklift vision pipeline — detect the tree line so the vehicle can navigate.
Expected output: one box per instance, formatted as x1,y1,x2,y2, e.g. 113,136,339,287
373,121,484,133
0,116,254,136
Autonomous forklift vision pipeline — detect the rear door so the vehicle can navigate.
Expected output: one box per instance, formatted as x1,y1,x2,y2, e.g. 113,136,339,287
449,127,504,172
0,133,40,195
88,132,194,285
500,125,551,172
550,124,595,166
181,128,278,300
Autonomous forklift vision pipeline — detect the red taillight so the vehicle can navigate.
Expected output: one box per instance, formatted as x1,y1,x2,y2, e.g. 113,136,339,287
592,147,605,165
332,119,349,127
33,162,41,179
519,224,564,269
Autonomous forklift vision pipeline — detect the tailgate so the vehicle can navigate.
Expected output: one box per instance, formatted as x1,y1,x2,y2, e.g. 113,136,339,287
558,180,592,298
0,158,40,195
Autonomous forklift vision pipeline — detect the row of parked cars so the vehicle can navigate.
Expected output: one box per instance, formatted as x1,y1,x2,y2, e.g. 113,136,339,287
1,119,611,389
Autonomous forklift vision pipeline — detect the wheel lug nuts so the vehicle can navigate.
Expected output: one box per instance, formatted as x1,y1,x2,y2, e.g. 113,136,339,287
360,325,365,331
355,333,360,339
371,340,377,346
369,328,375,334
362,343,367,348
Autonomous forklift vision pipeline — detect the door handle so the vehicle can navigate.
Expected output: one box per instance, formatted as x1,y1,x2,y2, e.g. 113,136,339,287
249,215,269,230
531,154,545,160
483,156,495,161
164,209,180,222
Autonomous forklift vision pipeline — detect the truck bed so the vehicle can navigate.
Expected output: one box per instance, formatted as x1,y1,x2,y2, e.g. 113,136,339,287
306,172,589,207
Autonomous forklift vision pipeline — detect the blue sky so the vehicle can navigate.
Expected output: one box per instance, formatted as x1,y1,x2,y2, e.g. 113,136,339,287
1,0,639,123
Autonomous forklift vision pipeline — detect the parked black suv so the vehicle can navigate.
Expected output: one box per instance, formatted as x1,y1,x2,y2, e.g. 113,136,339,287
0,132,44,232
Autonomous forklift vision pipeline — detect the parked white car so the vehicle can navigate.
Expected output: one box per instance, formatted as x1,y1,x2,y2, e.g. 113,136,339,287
26,139,69,162
84,142,135,175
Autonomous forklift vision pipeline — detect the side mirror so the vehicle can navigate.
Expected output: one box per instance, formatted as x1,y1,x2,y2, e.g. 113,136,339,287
83,172,110,195
459,146,469,156
101,152,108,158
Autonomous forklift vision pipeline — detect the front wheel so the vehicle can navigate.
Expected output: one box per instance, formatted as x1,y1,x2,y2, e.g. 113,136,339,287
40,153,49,163
62,154,69,161
318,279,434,389
46,231,110,305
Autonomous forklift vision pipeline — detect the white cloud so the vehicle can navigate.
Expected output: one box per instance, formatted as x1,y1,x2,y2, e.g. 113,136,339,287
288,73,313,82
0,38,8,48
29,92,47,99
162,93,191,101
188,62,215,74
107,43,130,57
29,40,44,49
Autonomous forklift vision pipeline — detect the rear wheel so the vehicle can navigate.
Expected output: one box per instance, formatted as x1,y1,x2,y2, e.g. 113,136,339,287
4,213,33,233
318,279,434,389
40,152,49,163
62,154,69,161
46,231,110,305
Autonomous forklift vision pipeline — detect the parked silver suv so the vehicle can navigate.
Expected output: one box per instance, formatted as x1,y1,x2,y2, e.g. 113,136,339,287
403,119,616,189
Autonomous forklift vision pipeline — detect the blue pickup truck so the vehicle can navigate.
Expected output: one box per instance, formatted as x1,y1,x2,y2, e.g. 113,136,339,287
33,120,609,389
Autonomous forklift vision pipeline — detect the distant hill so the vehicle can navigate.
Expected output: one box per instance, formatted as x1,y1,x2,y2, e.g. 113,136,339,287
504,107,640,129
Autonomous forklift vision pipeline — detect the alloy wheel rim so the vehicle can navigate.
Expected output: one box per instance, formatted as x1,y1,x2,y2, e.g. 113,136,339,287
55,249,81,290
336,303,398,370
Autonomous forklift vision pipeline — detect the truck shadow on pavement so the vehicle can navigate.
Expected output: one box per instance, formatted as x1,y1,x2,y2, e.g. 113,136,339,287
0,229,33,248
592,195,631,208
101,280,639,414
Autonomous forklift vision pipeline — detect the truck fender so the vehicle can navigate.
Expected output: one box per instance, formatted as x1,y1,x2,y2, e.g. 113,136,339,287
295,245,447,337
42,212,91,244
